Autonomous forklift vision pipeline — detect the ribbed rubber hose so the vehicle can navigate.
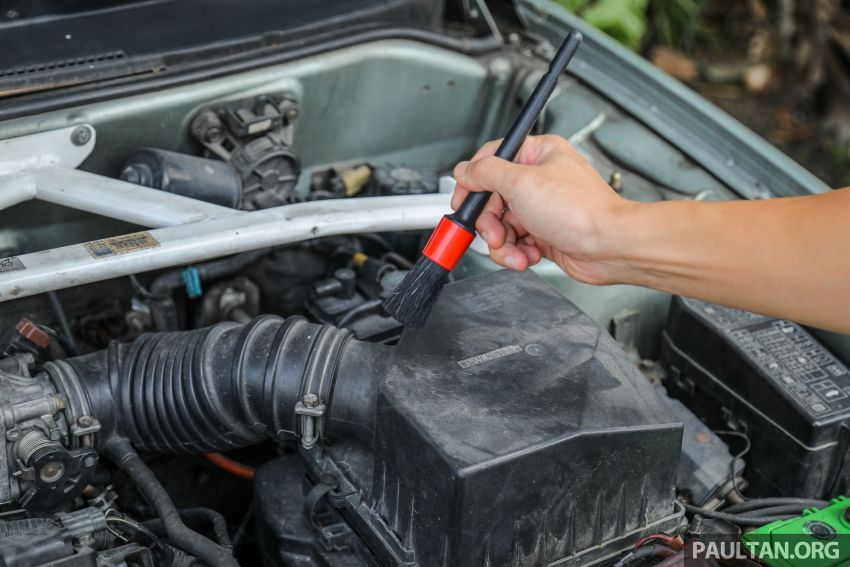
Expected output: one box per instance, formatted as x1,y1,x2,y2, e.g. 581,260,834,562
53,315,358,454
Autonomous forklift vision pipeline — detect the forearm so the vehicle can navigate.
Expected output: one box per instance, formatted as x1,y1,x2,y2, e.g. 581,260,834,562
613,189,850,332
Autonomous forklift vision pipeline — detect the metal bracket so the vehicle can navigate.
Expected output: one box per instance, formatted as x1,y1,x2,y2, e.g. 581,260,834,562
0,125,95,176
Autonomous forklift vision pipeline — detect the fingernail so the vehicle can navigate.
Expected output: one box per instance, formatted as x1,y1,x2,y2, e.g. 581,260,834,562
505,255,521,270
455,161,470,178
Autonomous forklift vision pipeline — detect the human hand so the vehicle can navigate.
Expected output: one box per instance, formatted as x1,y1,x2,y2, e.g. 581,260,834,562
451,135,636,285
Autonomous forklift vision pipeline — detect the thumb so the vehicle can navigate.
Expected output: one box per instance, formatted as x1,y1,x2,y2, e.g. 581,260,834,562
455,155,525,199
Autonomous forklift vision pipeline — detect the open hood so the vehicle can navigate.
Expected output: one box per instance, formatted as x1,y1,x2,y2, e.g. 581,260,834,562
0,0,444,100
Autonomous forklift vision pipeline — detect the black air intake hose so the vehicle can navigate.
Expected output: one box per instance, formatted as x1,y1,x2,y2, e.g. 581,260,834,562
47,315,388,454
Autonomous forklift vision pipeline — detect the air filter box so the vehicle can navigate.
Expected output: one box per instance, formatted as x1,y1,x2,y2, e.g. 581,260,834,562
662,296,850,498
257,270,684,566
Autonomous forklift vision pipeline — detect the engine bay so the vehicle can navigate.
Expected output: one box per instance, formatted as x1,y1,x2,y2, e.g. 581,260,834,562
0,32,848,567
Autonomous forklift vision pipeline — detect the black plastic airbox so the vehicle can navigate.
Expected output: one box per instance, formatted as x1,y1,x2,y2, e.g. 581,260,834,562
257,270,683,566
372,270,682,565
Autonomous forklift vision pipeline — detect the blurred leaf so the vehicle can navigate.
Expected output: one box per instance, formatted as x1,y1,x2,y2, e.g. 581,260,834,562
583,0,649,50
554,0,650,50
649,0,704,49
554,0,705,51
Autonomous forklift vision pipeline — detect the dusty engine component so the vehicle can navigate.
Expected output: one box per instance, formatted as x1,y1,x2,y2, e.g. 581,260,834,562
663,296,850,499
0,271,683,566
0,507,165,567
0,355,98,512
3,4,838,562
665,394,744,508
191,94,301,209
367,165,439,196
119,148,243,208
259,270,684,566
305,258,404,342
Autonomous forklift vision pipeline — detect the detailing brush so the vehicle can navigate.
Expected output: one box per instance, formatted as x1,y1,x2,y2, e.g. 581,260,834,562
383,30,583,327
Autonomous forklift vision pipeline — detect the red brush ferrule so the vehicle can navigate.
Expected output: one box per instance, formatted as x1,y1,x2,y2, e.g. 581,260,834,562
423,216,475,270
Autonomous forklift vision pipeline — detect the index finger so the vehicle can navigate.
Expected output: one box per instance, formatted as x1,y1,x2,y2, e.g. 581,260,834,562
466,136,551,166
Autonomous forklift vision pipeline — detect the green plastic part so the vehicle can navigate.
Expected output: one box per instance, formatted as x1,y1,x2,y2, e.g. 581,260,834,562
742,497,850,567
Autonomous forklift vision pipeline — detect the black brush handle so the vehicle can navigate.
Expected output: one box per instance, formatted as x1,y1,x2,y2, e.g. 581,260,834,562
453,30,583,228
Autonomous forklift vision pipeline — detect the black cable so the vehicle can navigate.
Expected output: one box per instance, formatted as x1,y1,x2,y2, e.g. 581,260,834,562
714,430,750,501
381,251,414,269
105,511,174,565
231,501,254,549
336,298,383,327
684,503,794,527
129,274,155,299
612,544,676,567
356,233,393,252
654,551,685,567
103,440,238,567
47,291,79,356
142,507,233,551
746,504,821,517
723,497,827,514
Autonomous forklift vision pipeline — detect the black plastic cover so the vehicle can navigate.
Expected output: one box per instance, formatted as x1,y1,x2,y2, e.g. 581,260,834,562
369,270,683,565
662,296,850,498
257,270,685,567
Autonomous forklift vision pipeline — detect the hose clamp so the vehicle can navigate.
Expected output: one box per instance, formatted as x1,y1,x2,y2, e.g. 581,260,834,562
295,393,326,450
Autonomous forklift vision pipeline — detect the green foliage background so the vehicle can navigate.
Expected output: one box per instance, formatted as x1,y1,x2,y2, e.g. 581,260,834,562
555,0,704,51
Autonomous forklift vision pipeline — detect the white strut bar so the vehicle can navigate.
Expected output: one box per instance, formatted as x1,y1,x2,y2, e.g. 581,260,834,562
0,125,450,301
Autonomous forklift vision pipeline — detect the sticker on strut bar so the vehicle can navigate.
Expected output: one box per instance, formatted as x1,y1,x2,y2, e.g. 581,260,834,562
83,231,160,259
0,256,25,272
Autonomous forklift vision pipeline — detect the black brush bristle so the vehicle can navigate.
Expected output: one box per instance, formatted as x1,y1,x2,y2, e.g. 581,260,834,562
382,255,450,327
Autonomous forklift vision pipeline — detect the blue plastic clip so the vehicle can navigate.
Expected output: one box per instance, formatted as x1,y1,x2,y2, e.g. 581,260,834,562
182,267,203,299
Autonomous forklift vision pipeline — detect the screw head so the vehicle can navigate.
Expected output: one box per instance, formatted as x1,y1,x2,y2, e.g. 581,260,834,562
203,126,222,144
805,521,836,540
303,393,319,408
70,126,91,146
77,415,94,428
83,455,97,468
525,344,545,357
609,171,623,193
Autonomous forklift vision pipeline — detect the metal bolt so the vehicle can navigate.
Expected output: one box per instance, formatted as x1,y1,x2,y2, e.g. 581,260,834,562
302,393,319,408
77,415,94,428
70,126,91,146
203,126,222,144
83,455,97,468
609,171,623,193
285,107,299,122
525,344,545,357
489,58,512,82
6,430,19,441
302,417,315,449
